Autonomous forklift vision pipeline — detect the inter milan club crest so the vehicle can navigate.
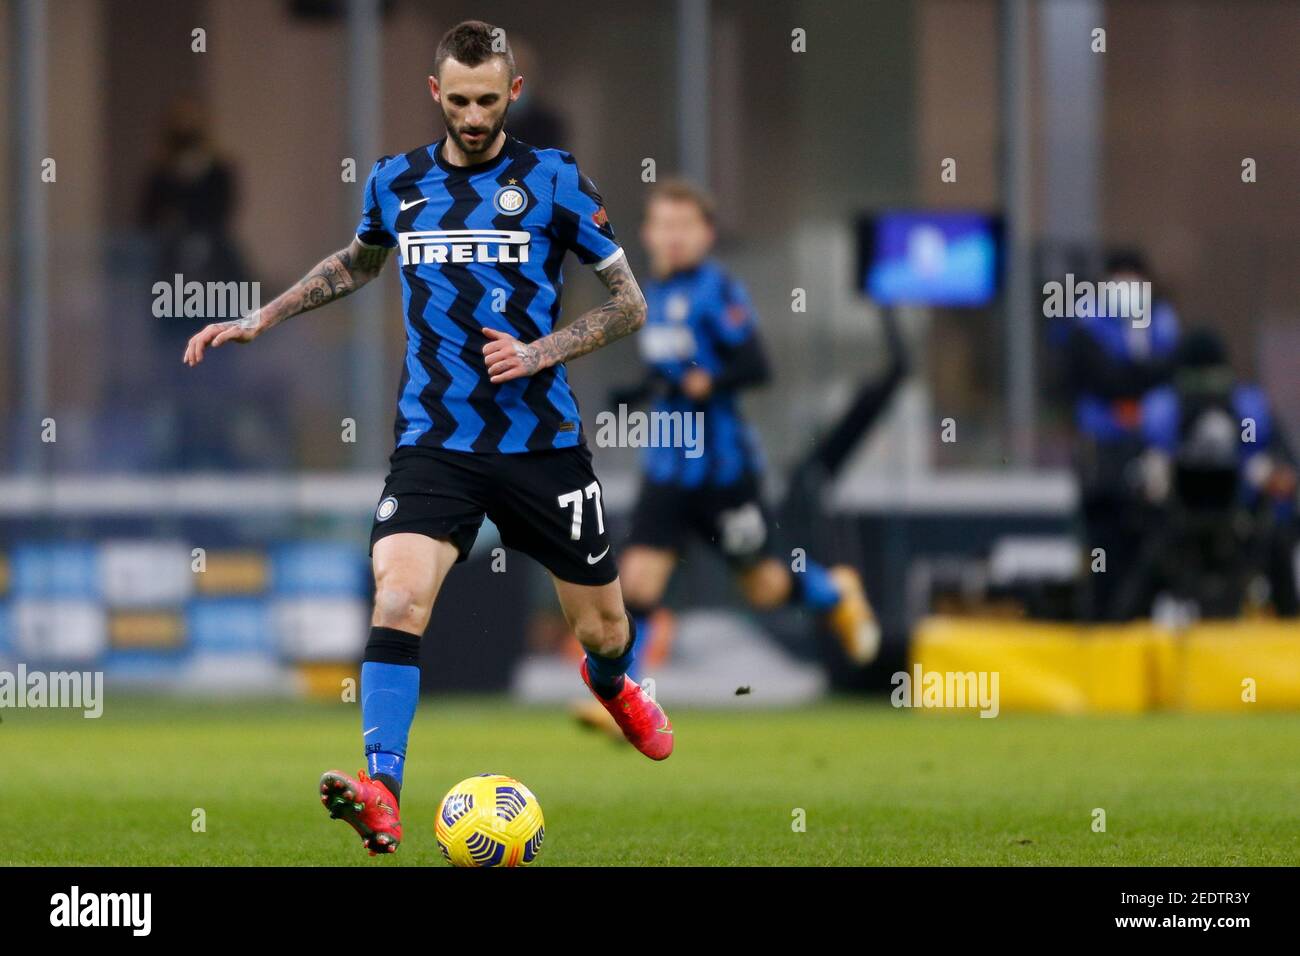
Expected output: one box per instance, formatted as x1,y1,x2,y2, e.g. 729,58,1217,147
493,182,528,216
667,293,691,323
376,495,398,521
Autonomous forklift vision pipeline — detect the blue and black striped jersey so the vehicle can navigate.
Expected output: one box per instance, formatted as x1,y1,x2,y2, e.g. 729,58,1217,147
357,135,622,454
639,260,766,487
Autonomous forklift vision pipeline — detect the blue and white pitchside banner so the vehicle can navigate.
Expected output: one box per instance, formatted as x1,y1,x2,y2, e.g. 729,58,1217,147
187,599,274,655
11,601,107,662
273,598,368,661
0,536,371,689
11,543,100,597
100,540,193,607
271,541,368,595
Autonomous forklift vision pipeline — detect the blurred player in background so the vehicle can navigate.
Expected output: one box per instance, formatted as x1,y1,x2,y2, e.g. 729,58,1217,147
182,20,675,857
585,179,878,720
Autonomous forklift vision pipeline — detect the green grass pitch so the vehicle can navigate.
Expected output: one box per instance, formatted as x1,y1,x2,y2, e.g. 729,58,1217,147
6,696,1298,866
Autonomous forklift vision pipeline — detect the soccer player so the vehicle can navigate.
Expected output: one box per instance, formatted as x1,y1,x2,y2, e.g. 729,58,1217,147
613,179,880,679
183,20,672,857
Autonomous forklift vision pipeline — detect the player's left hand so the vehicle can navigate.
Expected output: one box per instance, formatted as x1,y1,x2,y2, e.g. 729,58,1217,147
681,367,714,401
482,327,545,383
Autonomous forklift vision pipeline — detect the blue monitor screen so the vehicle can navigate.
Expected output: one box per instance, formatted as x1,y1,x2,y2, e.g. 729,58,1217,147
858,211,1001,307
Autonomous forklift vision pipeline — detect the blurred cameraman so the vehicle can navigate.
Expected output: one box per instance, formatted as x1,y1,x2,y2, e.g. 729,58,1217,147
1118,329,1299,619
1064,251,1181,620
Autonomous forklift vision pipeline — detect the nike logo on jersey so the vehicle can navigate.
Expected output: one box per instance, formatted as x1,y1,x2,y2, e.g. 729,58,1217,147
399,197,429,211
586,546,611,565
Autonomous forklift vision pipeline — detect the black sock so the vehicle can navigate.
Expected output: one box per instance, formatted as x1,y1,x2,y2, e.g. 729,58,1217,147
374,772,402,807
585,611,639,699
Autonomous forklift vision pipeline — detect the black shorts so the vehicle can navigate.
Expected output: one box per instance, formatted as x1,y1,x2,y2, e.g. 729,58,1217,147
369,443,617,586
625,474,771,569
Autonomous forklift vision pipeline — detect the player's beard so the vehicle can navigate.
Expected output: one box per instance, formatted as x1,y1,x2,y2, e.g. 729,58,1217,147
446,106,509,158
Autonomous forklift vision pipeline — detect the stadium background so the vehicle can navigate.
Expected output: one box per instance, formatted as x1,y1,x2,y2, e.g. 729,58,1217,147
0,0,1297,779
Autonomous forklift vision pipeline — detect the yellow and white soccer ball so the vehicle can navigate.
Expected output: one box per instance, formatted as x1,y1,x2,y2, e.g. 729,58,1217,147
435,773,545,867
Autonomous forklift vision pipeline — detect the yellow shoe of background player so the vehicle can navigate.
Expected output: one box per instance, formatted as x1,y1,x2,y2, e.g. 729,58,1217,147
571,698,622,739
827,565,881,665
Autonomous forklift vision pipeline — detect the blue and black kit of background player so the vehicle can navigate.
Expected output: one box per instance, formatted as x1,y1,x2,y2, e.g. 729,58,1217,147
360,135,624,587
620,258,775,566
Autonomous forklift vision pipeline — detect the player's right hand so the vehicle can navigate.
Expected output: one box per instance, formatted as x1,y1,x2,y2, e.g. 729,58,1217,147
184,316,261,366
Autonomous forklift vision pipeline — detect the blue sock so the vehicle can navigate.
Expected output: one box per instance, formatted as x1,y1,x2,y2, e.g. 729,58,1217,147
791,560,841,612
361,627,422,799
623,606,652,683
585,612,637,699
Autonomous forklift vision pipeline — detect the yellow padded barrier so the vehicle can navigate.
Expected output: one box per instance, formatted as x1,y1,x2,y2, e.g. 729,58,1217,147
1178,621,1300,712
911,617,1300,713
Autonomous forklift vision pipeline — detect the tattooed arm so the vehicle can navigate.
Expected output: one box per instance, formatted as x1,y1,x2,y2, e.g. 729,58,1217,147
482,252,647,384
183,237,391,366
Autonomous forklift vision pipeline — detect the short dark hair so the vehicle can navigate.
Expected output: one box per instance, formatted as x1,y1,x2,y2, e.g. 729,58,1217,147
434,20,515,79
646,177,716,226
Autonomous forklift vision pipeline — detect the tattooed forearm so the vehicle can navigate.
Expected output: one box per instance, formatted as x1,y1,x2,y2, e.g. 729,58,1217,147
351,241,391,276
526,254,646,373
248,237,390,333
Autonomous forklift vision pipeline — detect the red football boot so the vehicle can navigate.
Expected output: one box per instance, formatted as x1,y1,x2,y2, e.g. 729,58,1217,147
319,769,402,856
580,661,674,761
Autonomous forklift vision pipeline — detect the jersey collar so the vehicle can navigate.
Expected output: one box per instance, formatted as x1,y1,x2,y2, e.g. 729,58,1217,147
432,134,518,176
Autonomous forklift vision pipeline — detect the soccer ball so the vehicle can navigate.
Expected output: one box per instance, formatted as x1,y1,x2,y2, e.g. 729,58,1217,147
435,773,545,867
